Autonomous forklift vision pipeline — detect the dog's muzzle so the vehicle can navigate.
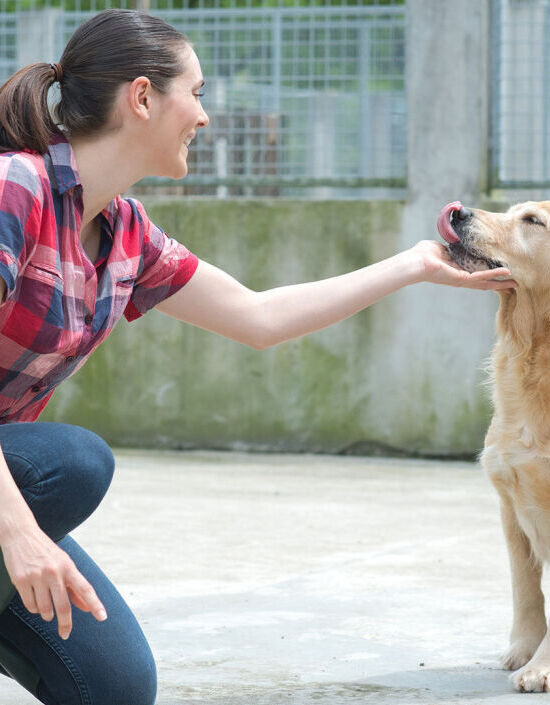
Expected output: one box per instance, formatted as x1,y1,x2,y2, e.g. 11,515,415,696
437,202,505,273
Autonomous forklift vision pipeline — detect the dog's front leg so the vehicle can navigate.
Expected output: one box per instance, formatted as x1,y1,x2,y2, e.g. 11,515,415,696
498,496,546,674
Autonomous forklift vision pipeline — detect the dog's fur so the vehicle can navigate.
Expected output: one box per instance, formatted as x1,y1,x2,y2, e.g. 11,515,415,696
447,201,550,692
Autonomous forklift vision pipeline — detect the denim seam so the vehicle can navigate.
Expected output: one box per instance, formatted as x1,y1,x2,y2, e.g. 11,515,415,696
8,602,92,705
2,450,45,509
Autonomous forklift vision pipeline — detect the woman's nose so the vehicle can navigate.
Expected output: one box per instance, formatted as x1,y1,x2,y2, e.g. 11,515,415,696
198,107,209,128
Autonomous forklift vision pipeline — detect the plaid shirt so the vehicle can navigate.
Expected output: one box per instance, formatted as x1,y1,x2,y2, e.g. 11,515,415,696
0,134,198,424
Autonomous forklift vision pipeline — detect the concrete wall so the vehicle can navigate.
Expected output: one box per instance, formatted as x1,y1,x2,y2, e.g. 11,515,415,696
39,0,500,457
41,198,498,457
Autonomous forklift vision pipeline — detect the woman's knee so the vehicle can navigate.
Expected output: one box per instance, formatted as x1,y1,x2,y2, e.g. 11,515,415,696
41,423,113,501
47,425,114,532
36,643,156,705
1,422,114,495
88,640,157,705
61,424,115,500
1,423,115,539
118,653,157,705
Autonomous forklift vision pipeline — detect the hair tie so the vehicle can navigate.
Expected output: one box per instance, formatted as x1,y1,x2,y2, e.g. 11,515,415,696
49,62,63,83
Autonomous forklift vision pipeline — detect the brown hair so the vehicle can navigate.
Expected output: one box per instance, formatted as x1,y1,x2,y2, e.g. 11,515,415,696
0,9,191,154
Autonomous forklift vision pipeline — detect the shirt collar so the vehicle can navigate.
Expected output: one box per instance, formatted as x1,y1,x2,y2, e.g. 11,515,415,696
47,132,81,195
47,132,117,233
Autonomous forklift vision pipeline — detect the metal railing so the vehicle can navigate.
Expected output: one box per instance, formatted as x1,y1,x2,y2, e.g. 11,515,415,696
0,0,406,197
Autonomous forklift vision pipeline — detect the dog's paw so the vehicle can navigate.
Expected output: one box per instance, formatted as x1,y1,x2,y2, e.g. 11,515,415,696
510,664,550,692
502,637,545,671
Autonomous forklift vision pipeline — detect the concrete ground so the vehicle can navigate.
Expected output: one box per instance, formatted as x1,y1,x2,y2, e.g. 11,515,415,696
1,449,549,704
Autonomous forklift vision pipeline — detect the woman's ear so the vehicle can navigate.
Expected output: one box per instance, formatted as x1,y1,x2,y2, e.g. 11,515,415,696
128,76,152,122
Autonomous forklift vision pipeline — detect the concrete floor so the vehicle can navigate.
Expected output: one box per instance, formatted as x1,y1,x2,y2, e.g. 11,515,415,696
1,449,549,704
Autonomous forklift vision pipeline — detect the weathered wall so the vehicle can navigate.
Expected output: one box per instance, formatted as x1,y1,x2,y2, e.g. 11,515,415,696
41,198,498,457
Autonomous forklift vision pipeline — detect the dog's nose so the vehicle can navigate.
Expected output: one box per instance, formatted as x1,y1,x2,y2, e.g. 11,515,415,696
455,207,473,221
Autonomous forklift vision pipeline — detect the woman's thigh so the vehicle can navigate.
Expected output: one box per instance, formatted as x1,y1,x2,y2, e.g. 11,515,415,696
0,535,157,705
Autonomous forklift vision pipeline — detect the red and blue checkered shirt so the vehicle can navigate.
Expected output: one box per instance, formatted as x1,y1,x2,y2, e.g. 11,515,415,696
0,133,199,423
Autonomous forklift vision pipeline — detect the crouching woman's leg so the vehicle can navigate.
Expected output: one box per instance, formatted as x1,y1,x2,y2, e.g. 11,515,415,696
0,422,155,704
0,535,157,705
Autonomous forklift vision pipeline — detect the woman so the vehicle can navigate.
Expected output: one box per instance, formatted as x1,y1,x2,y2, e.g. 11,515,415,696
0,8,514,705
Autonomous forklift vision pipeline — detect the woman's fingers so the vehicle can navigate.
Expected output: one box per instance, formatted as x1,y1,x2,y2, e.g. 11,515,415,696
461,269,517,289
438,261,517,289
467,280,517,290
32,583,55,622
66,569,107,623
42,569,107,640
66,585,93,612
467,280,517,291
17,583,40,615
48,564,108,639
49,581,72,639
468,267,513,280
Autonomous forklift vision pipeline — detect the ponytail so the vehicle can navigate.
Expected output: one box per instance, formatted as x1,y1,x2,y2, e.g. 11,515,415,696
0,63,61,154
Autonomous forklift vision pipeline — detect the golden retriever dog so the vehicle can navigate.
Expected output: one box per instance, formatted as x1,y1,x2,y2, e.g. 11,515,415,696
438,200,550,693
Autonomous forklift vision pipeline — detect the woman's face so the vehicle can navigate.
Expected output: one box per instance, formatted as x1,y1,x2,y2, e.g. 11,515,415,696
149,46,209,179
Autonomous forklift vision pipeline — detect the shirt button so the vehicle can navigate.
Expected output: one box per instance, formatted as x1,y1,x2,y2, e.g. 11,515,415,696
84,314,93,325
66,355,75,363
31,385,41,393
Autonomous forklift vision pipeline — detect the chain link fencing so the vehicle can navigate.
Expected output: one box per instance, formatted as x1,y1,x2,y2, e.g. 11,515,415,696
0,0,406,197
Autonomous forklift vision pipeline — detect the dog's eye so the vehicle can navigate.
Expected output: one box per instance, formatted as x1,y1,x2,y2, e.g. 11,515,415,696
523,214,545,226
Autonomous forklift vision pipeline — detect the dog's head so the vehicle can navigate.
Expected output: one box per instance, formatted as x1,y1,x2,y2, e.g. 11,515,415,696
437,200,550,290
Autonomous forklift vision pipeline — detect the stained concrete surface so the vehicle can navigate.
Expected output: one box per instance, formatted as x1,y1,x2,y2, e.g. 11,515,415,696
1,450,549,704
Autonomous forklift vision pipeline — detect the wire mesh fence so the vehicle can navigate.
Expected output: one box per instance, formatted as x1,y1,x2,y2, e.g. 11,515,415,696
491,0,550,190
0,0,406,197
7,0,550,197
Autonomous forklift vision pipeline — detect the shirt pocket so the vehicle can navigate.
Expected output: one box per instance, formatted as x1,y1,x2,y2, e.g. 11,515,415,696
22,261,64,320
115,274,135,288
25,261,64,287
12,261,65,348
110,273,135,322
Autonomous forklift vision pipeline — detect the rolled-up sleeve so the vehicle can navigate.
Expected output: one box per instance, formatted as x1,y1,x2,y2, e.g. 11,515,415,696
123,199,199,322
0,155,43,302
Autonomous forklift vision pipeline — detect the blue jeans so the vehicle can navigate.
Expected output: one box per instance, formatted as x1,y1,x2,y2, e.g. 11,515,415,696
0,422,157,705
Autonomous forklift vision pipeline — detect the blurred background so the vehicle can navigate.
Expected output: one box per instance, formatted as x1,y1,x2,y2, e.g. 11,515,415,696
4,0,542,456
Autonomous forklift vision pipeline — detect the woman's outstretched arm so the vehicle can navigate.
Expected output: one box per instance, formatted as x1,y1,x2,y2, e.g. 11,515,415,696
155,240,516,350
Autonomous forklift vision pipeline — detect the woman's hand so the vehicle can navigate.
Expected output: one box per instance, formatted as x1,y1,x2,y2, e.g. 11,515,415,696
2,526,107,639
409,240,517,290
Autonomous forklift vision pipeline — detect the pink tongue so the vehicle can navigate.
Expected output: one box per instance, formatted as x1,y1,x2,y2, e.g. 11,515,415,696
437,201,463,243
